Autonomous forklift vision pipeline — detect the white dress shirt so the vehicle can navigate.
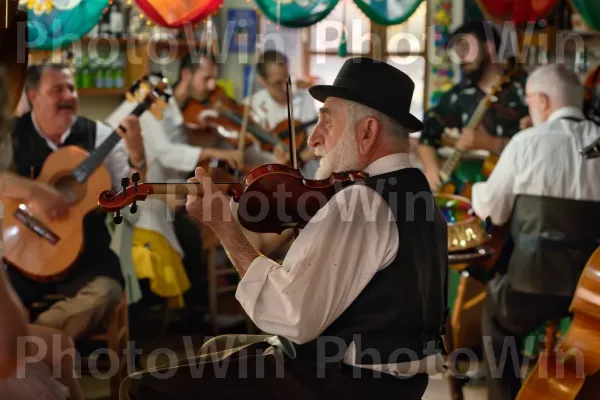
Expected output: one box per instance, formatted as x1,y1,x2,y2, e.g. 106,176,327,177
31,112,131,191
236,153,446,376
472,107,600,226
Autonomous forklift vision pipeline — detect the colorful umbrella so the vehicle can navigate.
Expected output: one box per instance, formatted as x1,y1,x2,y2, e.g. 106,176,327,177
476,0,559,24
353,0,423,26
254,0,339,28
134,0,222,28
25,0,109,50
571,0,600,31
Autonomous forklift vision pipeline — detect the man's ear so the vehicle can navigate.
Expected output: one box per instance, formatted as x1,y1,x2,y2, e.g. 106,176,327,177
358,117,380,156
180,68,192,84
539,93,551,112
26,88,36,107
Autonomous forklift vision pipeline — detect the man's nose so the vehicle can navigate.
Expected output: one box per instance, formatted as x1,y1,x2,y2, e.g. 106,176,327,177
307,128,321,148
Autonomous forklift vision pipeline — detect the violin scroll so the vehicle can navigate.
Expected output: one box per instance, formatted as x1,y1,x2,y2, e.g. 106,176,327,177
99,172,150,224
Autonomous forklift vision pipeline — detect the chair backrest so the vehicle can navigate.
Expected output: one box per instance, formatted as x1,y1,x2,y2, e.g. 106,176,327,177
506,194,600,296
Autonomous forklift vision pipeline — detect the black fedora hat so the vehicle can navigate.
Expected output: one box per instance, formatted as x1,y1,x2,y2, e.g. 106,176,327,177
308,57,423,133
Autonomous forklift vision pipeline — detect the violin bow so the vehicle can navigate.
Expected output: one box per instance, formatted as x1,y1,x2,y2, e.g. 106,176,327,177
286,76,298,169
285,76,301,239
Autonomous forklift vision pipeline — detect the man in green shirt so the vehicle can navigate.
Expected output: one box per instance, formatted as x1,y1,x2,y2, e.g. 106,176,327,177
418,21,531,192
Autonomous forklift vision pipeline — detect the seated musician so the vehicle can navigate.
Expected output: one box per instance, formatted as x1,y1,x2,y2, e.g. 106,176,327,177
124,57,449,399
418,20,530,191
249,49,319,176
471,63,600,399
0,69,83,400
3,63,146,340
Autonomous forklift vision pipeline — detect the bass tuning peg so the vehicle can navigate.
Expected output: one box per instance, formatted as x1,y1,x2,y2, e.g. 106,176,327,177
130,201,138,214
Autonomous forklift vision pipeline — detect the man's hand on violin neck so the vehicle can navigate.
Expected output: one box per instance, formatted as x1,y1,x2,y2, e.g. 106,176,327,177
185,167,235,228
185,167,260,276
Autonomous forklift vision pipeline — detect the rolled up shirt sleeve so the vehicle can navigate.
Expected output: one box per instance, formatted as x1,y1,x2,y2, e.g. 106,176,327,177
235,184,399,344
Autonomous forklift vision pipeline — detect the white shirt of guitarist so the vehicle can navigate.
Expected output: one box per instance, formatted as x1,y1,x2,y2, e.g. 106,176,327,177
31,112,132,192
472,107,600,226
235,152,446,376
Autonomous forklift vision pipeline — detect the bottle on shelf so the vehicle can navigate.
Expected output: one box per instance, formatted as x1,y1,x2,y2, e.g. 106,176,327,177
110,0,125,38
80,53,92,89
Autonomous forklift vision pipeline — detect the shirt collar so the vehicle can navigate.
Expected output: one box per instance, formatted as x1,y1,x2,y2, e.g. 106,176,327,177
31,111,72,150
547,107,585,123
365,153,412,176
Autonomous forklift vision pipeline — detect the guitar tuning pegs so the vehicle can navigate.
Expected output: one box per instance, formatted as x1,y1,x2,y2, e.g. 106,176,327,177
113,210,123,224
130,201,138,214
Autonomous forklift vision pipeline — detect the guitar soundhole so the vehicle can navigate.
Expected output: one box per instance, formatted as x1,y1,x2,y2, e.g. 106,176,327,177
53,175,84,203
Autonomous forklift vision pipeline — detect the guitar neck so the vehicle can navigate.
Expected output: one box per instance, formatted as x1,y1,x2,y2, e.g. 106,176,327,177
72,101,149,183
438,95,490,183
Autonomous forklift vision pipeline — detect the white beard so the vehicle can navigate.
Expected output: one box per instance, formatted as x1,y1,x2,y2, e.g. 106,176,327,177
314,123,360,180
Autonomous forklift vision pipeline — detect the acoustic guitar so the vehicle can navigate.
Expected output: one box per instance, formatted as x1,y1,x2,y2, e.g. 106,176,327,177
1,77,170,281
436,57,520,199
516,246,600,400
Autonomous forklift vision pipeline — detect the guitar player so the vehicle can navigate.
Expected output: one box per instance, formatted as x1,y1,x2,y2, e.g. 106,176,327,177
417,21,531,191
3,62,147,341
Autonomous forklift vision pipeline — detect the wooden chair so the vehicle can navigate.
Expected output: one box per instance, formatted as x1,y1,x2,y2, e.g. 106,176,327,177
201,225,257,336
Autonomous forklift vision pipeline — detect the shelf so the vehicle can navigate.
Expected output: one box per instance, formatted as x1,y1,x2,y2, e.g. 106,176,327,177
78,88,127,96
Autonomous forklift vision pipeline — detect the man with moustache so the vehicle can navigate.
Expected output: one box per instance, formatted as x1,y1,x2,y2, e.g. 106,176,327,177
4,63,146,340
418,20,530,191
123,57,449,399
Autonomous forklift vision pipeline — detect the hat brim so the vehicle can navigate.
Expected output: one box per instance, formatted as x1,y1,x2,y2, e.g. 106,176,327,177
309,84,424,133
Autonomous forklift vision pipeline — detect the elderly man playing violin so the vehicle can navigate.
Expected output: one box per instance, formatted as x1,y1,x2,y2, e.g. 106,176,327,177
123,57,449,399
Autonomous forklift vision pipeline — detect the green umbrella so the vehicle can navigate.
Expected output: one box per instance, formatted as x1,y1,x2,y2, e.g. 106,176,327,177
353,0,423,26
571,0,600,31
254,0,339,28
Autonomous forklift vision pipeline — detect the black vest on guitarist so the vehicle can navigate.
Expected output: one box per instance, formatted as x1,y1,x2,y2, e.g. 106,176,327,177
9,112,123,288
505,194,600,297
292,168,448,369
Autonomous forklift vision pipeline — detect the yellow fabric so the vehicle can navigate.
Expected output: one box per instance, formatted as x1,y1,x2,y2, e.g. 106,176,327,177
131,228,190,308
216,79,235,99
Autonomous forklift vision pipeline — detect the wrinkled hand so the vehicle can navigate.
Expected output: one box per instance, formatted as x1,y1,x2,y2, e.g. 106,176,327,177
185,167,233,227
198,109,219,130
31,183,70,220
202,148,244,171
520,115,533,130
117,115,144,165
273,145,290,165
425,168,441,191
455,127,477,151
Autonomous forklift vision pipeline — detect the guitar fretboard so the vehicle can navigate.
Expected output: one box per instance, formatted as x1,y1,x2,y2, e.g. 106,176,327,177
71,101,149,184
438,93,492,184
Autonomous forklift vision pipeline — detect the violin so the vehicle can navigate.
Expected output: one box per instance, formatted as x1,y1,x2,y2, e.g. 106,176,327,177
260,117,318,153
516,246,600,400
98,165,367,233
99,77,368,234
182,86,287,151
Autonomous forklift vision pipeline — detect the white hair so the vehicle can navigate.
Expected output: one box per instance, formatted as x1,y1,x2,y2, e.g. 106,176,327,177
526,63,584,109
342,99,412,144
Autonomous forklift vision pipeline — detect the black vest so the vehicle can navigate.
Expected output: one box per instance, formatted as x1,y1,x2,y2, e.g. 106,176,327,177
9,113,123,287
293,167,448,368
506,194,600,296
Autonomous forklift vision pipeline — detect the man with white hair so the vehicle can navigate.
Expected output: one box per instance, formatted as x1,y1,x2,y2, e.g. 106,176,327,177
123,57,449,399
471,63,600,400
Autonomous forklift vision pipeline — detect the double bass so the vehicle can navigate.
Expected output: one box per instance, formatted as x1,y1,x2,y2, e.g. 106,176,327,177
516,246,600,400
